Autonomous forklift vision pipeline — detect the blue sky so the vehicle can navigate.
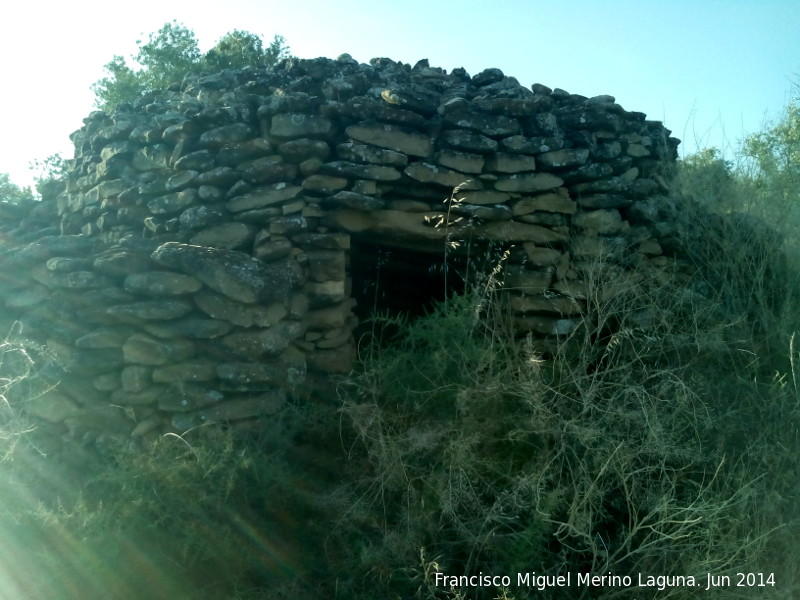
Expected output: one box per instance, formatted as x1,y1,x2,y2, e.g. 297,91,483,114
2,0,798,188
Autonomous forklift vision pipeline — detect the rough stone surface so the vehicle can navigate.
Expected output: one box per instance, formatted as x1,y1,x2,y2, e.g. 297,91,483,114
122,334,194,365
345,124,432,157
151,243,300,304
226,183,303,212
106,300,194,320
0,55,685,443
495,173,564,193
124,272,203,296
194,290,289,327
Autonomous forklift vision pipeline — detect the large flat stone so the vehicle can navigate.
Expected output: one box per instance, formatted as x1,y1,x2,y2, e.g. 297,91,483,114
151,242,301,304
434,150,484,174
159,384,224,412
346,124,431,157
194,290,288,327
152,361,218,383
216,362,288,390
440,130,498,154
144,317,233,339
509,294,582,315
25,391,81,422
189,222,257,250
320,161,402,181
404,163,473,188
521,244,562,266
443,112,520,137
221,321,305,359
573,208,623,234
271,114,333,138
502,268,554,293
217,138,274,166
536,148,590,168
477,220,568,243
512,193,577,215
106,300,194,320
111,385,169,405
197,391,285,422
495,173,563,193
124,271,203,296
241,157,298,184
198,123,255,148
122,334,194,365
76,328,132,348
485,153,537,173
336,141,408,167
226,183,303,212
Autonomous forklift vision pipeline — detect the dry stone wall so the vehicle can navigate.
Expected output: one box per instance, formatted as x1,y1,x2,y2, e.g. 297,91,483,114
0,55,684,442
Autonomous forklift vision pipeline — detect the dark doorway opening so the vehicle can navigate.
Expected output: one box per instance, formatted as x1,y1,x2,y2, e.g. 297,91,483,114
349,238,466,318
348,237,472,344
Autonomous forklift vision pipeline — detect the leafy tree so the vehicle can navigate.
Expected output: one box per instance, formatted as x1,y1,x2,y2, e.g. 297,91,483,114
0,173,34,206
741,96,800,205
0,155,65,209
678,89,800,217
91,22,291,111
203,31,290,71
676,147,735,203
91,55,144,112
29,153,67,202
134,20,201,91
92,20,199,110
678,89,800,250
261,34,292,65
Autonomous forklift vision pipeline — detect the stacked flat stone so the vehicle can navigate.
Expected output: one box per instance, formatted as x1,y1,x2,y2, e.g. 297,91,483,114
0,55,683,441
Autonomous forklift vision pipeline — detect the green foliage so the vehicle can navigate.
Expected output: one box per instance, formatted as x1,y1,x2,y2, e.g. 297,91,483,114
91,21,291,111
677,90,800,246
331,128,800,596
336,266,800,599
737,96,800,240
3,89,800,599
91,54,145,112
204,30,291,72
0,172,34,205
0,413,335,599
134,20,201,91
742,97,800,191
675,147,736,207
0,320,335,598
30,152,67,201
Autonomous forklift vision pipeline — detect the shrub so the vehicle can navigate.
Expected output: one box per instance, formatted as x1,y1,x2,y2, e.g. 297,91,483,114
333,189,800,599
2,94,799,600
0,399,336,599
92,22,291,111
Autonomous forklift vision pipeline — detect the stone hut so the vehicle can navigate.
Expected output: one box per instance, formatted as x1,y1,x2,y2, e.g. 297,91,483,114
0,55,685,442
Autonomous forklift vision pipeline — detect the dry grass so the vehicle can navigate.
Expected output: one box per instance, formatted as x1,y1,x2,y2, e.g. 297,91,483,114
0,152,798,599
335,183,800,599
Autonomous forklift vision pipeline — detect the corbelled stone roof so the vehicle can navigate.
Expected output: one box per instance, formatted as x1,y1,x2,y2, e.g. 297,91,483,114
0,55,687,441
